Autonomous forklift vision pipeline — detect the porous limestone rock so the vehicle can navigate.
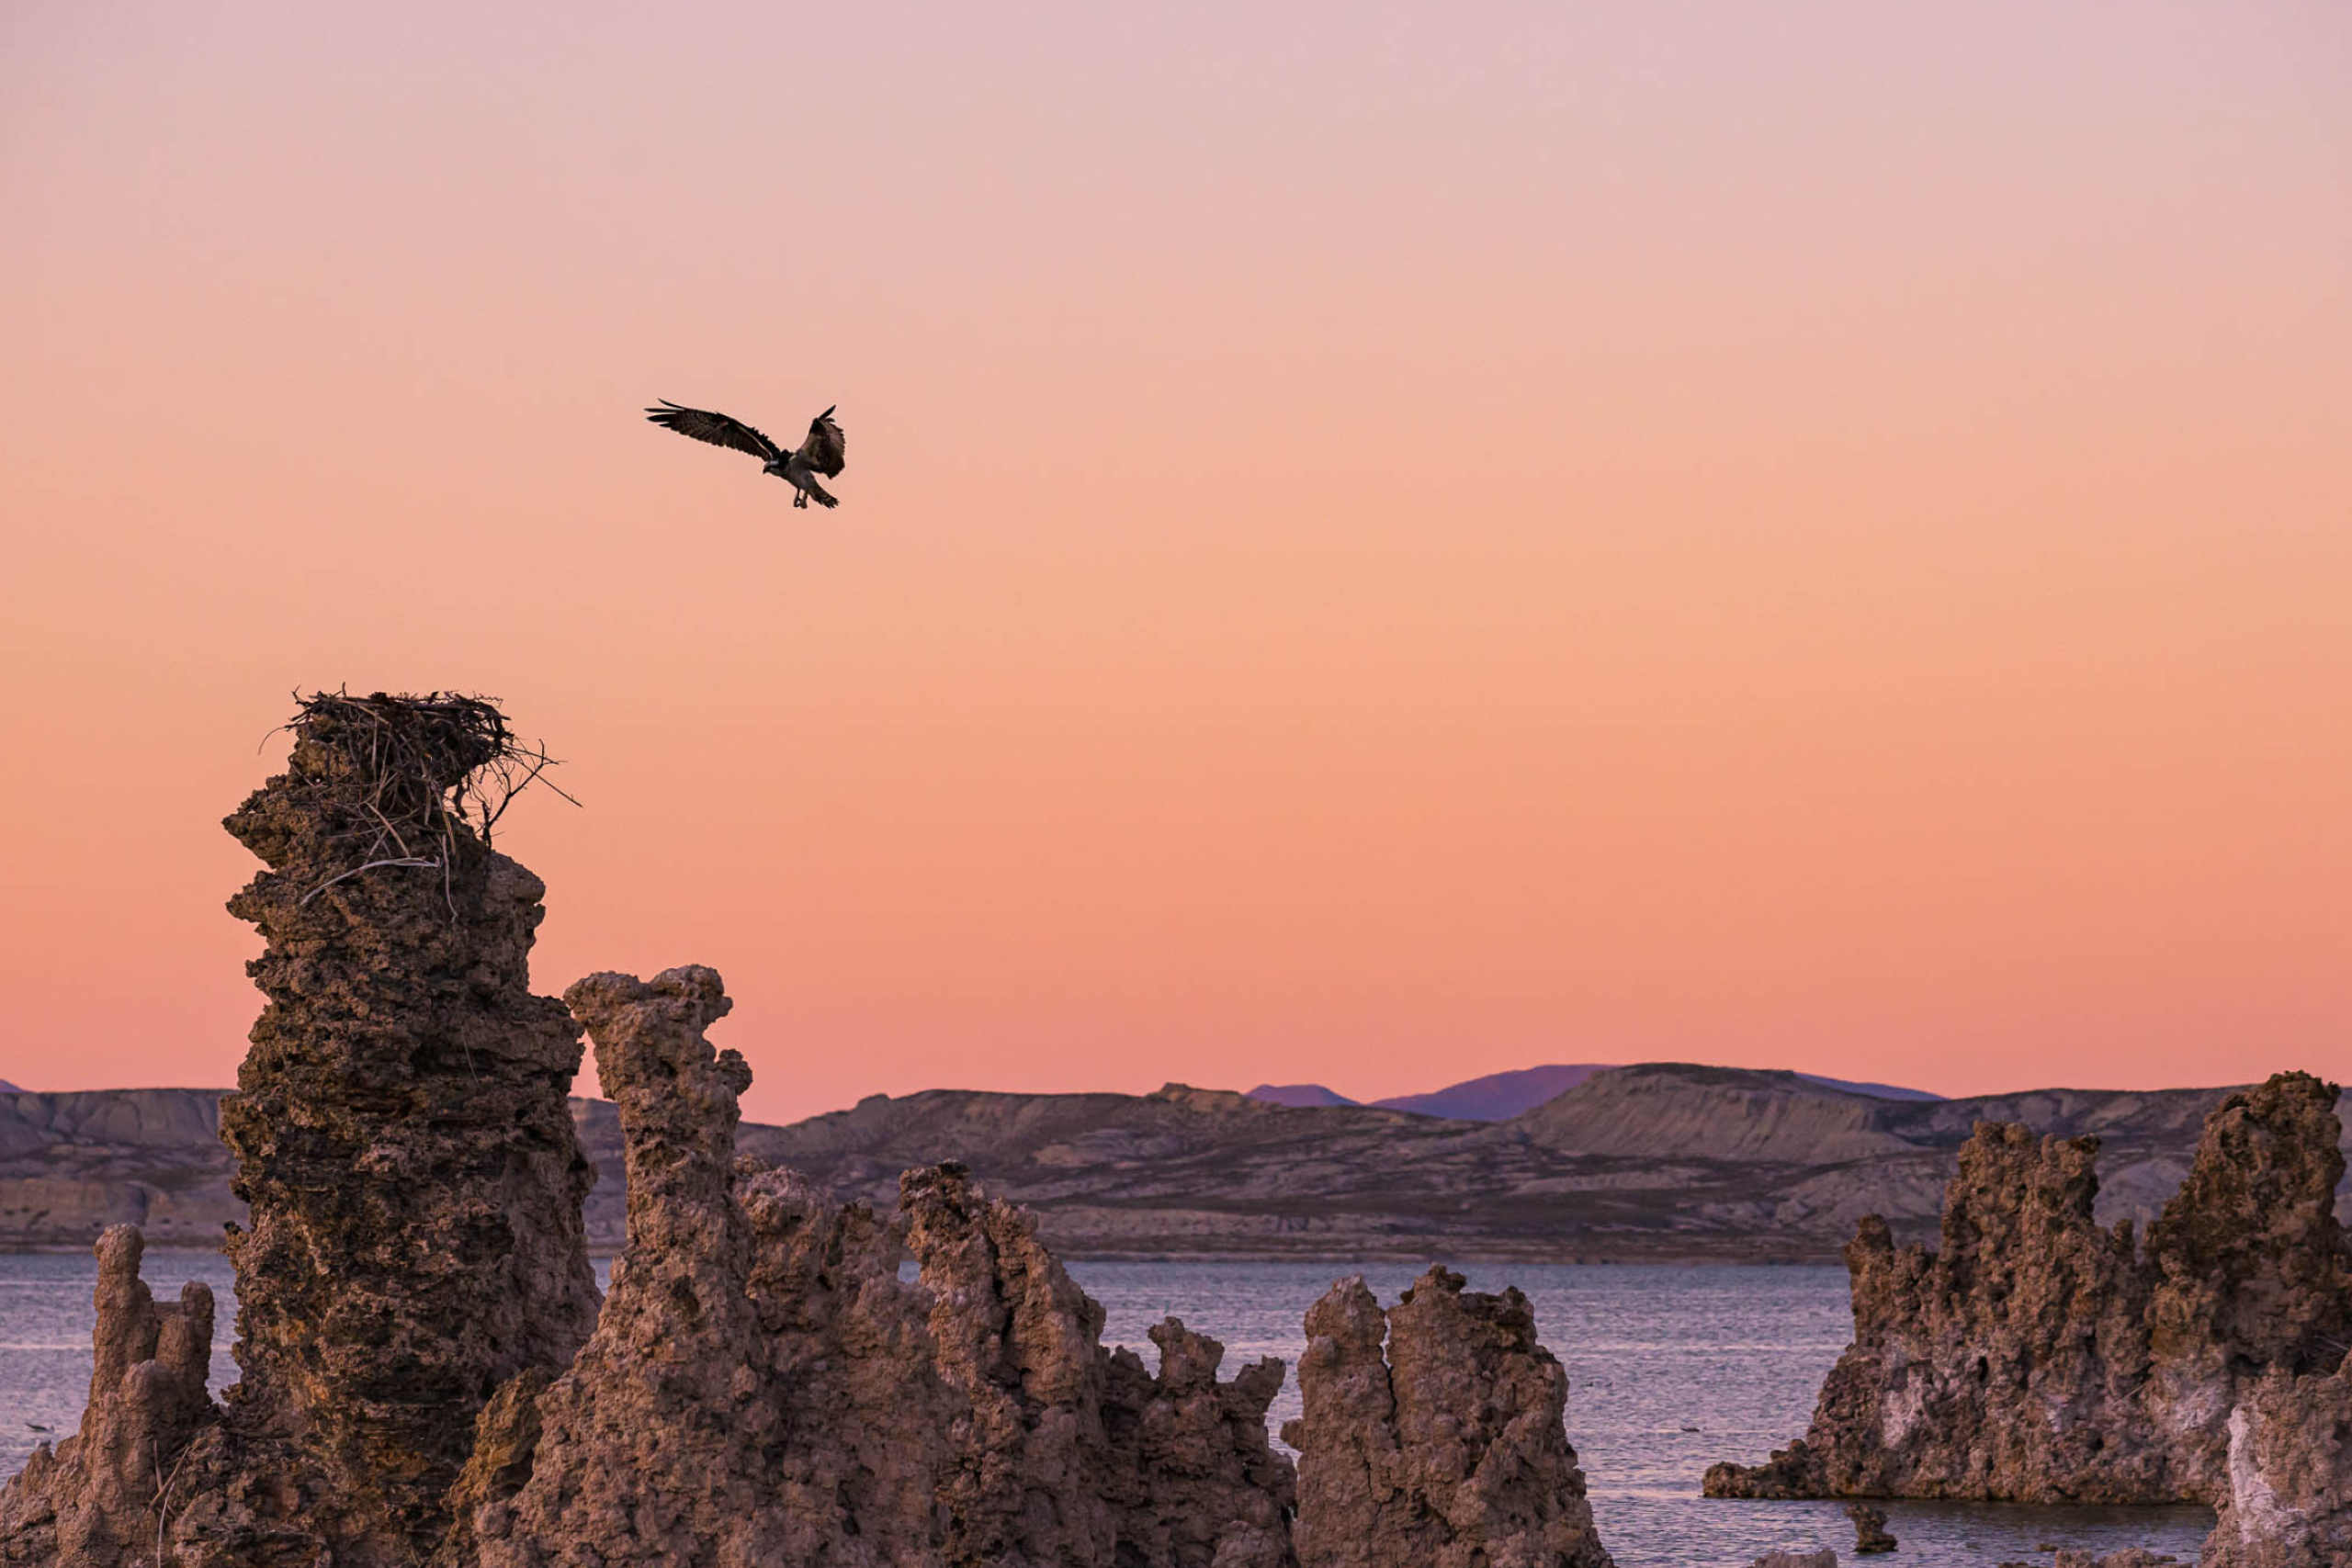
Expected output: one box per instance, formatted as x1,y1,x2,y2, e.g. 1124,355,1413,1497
1705,1127,2165,1502
7,702,1311,1568
1282,1268,1611,1568
1100,1318,1297,1568
899,1161,1295,1567
1845,1502,1894,1554
2,694,603,1568
1706,1073,2351,1510
2199,1351,2352,1568
2141,1076,2352,1505
0,1226,216,1566
461,964,783,1564
207,695,600,1562
469,964,1299,1568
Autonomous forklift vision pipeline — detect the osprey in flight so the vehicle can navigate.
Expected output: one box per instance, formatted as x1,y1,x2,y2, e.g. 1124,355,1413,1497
645,400,846,508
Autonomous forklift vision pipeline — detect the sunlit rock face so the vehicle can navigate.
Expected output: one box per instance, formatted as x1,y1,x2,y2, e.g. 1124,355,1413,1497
1705,1072,2352,1532
1283,1267,1613,1568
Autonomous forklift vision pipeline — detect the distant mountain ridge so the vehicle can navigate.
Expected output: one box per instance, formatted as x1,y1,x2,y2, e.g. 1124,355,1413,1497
1375,1065,1617,1120
1246,1063,1941,1122
6,1066,2344,1260
1245,1083,1358,1109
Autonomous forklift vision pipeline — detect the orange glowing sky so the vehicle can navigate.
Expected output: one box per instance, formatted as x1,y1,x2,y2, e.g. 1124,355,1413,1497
3,4,2347,1122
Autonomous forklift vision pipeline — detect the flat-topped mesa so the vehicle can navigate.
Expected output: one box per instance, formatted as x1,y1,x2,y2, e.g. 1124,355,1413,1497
1704,1072,2352,1518
213,693,600,1561
0,1226,217,1565
1283,1268,1613,1568
465,965,1300,1567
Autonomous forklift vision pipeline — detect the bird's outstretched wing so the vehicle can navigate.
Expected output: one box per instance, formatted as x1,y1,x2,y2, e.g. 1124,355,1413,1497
796,405,845,478
645,400,783,462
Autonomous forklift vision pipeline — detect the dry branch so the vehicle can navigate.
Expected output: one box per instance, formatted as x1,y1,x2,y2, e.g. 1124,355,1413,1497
277,689,577,908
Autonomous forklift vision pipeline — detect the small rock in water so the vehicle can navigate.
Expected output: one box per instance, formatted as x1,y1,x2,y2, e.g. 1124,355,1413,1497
1846,1501,1896,1554
1751,1551,1837,1568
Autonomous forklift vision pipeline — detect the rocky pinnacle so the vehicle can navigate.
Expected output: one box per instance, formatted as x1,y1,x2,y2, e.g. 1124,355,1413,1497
0,1226,216,1565
1704,1072,2352,1510
210,694,600,1562
1283,1268,1614,1568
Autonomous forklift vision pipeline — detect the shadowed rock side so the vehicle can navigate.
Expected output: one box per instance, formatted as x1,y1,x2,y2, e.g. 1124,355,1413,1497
0,1226,216,1565
1704,1072,2351,1519
463,964,1297,1568
1281,1269,1611,1568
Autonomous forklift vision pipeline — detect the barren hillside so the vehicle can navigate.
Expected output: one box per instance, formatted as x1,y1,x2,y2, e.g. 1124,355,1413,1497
6,1066,2344,1259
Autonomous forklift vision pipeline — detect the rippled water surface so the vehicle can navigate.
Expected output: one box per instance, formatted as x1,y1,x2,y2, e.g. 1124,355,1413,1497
1,1253,2211,1566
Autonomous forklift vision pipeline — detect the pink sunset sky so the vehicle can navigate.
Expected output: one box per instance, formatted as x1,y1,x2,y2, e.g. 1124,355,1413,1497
2,3,2347,1124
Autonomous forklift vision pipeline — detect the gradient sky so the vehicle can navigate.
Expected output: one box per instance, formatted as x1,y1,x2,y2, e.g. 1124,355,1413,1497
3,3,2347,1123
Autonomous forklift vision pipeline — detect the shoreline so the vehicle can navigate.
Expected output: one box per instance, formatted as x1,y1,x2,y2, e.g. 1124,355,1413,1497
1,1241,1848,1265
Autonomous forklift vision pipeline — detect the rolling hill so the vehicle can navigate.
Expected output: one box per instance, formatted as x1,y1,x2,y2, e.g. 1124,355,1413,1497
1243,1063,1939,1121
6,1066,2344,1260
1372,1064,1617,1120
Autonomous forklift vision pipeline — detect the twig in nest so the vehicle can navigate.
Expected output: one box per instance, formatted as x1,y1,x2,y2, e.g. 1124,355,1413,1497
299,857,442,907
151,1435,194,1567
277,689,580,912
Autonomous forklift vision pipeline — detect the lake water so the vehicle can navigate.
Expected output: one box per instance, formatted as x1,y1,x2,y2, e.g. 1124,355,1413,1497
0,1252,2212,1566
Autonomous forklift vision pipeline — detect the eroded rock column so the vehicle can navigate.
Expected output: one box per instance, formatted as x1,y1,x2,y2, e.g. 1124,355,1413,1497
1705,1124,2162,1501
465,964,786,1565
471,964,1301,1567
0,1226,216,1566
210,694,601,1562
1283,1268,1612,1568
2199,1353,2352,1568
2143,1073,2352,1504
903,1163,1299,1567
1704,1072,2352,1520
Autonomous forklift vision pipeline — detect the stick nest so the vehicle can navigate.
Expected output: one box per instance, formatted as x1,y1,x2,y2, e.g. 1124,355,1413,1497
280,689,577,906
